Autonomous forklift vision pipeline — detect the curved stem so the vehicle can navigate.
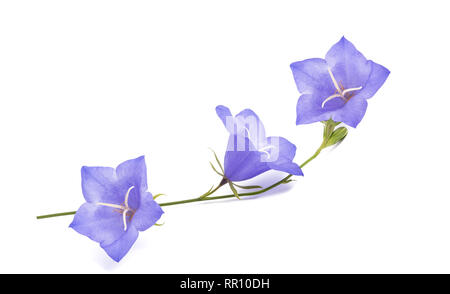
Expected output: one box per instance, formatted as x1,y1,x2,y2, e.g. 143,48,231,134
36,132,330,219
159,142,325,207
36,211,77,219
35,180,227,219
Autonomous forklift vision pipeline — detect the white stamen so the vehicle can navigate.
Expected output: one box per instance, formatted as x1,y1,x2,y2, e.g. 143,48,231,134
341,86,363,96
321,94,344,108
322,68,362,108
96,185,135,231
259,145,275,159
327,67,342,94
243,127,251,138
122,208,130,231
124,186,134,207
96,202,125,210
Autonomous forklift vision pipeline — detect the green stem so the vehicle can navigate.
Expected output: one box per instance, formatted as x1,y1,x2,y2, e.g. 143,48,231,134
36,127,332,219
159,141,325,207
36,211,78,219
35,179,227,219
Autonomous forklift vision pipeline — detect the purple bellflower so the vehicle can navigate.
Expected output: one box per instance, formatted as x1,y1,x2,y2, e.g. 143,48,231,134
69,156,163,262
216,105,303,182
290,36,390,127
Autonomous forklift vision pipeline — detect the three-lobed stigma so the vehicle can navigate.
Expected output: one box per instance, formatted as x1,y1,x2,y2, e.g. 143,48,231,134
96,186,135,231
321,68,362,108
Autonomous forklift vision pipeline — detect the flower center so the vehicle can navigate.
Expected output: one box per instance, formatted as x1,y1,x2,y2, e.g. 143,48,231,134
243,127,275,158
258,145,275,159
96,186,135,231
321,68,362,108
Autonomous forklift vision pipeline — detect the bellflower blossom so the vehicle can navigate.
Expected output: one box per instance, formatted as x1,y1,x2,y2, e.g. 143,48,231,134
69,156,163,262
216,105,303,182
290,36,390,127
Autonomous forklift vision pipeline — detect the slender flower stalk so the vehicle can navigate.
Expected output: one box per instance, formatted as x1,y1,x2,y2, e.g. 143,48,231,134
36,211,79,219
36,120,339,220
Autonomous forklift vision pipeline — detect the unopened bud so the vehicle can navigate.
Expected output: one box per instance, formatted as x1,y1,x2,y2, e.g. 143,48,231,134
325,127,348,147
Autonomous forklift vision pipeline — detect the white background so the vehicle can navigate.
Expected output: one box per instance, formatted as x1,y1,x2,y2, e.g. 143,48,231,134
1,0,449,273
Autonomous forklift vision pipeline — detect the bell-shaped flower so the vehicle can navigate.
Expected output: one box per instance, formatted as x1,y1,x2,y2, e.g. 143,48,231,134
69,156,163,262
290,36,390,127
216,105,303,182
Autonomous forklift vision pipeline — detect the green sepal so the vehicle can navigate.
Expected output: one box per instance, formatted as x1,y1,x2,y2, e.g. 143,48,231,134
325,126,348,147
281,178,296,184
209,162,224,177
153,193,165,200
209,148,225,174
228,182,240,200
232,183,262,190
322,119,341,140
199,185,215,199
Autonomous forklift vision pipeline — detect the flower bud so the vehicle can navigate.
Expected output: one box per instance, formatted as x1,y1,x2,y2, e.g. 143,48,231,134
322,119,341,139
325,127,348,147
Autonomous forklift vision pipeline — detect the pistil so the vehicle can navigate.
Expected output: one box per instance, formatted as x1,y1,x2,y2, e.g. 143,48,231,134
321,68,362,108
97,186,135,231
258,145,275,159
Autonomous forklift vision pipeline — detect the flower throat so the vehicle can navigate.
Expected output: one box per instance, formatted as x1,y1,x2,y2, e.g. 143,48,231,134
321,68,362,108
